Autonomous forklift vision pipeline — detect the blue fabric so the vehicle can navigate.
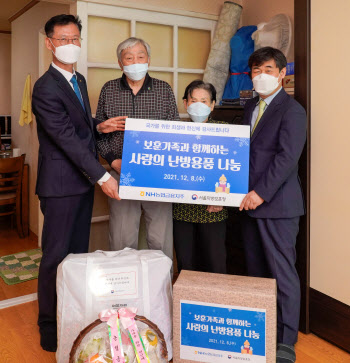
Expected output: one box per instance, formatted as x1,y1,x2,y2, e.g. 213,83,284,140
222,26,257,101
70,75,85,111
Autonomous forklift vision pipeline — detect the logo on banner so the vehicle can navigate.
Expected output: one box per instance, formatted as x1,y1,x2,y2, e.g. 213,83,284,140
140,191,145,196
192,194,198,200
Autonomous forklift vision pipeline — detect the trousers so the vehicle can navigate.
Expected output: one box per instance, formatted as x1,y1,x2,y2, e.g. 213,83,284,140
241,214,301,344
173,219,227,273
109,170,173,260
38,189,94,331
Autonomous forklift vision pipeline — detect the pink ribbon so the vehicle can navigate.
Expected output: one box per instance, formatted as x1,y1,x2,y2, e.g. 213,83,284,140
99,309,119,325
119,308,150,363
99,309,125,363
118,307,138,329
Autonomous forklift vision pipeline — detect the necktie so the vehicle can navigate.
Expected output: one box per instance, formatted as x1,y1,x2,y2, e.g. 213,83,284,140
252,99,266,134
70,75,85,111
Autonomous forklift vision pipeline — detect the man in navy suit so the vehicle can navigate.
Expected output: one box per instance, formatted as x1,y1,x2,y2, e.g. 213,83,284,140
32,14,122,351
239,47,306,363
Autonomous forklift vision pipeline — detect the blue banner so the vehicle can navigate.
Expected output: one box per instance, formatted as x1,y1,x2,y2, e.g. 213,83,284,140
119,119,250,207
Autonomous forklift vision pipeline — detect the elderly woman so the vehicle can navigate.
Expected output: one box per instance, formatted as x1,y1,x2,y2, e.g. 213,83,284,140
173,80,228,274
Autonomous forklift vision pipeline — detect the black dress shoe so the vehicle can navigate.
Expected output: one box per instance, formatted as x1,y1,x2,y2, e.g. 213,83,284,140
39,328,57,352
276,343,296,363
40,341,57,352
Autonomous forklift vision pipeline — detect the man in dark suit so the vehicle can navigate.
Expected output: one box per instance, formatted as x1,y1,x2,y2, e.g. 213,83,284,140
239,47,306,363
32,14,122,352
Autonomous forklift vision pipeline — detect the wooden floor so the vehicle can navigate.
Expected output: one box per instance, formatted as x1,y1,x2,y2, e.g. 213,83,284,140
0,301,349,363
0,219,350,362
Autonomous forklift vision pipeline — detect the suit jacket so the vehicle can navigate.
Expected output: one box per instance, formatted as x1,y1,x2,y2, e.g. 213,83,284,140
32,65,106,197
243,88,306,218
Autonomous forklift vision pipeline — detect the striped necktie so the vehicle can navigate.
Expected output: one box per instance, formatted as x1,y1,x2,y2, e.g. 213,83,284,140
70,75,85,111
252,99,266,134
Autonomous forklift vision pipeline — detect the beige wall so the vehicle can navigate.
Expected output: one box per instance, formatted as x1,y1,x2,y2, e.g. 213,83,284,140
240,0,294,62
11,1,70,235
0,33,11,115
310,0,350,305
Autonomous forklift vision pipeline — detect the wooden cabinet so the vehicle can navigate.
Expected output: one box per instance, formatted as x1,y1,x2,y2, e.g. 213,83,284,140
211,105,245,125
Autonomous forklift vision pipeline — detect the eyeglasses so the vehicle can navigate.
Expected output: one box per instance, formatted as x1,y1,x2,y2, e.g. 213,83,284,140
49,37,82,46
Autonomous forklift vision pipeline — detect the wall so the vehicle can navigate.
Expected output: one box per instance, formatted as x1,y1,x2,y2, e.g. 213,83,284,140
310,0,350,305
11,1,70,235
0,33,11,114
240,0,294,62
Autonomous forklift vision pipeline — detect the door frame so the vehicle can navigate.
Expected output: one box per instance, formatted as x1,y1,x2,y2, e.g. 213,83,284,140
294,0,311,333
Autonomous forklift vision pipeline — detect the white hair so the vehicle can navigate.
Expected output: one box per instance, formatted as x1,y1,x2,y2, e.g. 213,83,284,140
116,37,151,62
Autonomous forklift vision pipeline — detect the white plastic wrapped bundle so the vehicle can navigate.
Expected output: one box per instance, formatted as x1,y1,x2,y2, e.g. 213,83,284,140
57,248,173,363
203,1,242,103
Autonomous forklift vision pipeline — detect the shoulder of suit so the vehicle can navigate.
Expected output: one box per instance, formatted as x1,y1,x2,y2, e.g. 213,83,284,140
283,92,306,114
33,69,56,89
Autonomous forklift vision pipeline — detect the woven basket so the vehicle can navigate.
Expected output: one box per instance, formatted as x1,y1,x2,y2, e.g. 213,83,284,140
69,315,168,363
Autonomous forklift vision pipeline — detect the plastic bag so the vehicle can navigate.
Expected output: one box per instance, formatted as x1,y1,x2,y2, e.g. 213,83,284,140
74,320,168,363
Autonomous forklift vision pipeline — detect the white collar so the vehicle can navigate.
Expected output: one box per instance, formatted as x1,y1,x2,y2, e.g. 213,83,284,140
51,62,76,84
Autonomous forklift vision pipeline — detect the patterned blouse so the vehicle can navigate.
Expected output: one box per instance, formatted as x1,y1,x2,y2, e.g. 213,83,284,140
95,73,180,165
173,118,229,224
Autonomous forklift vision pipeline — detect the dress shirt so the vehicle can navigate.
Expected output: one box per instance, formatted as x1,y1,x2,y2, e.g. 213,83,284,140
51,62,110,185
250,86,283,130
51,62,78,91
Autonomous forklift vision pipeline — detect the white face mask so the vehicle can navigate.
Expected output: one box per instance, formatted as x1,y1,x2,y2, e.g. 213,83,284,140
187,102,212,123
123,63,148,81
50,39,81,65
252,73,281,96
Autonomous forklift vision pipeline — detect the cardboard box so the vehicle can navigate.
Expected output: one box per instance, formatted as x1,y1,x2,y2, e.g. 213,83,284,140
240,90,258,106
173,270,276,363
283,75,295,88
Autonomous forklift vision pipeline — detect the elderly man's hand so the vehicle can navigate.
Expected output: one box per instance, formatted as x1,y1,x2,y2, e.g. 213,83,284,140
239,190,264,211
97,116,127,133
100,176,121,200
111,159,122,174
